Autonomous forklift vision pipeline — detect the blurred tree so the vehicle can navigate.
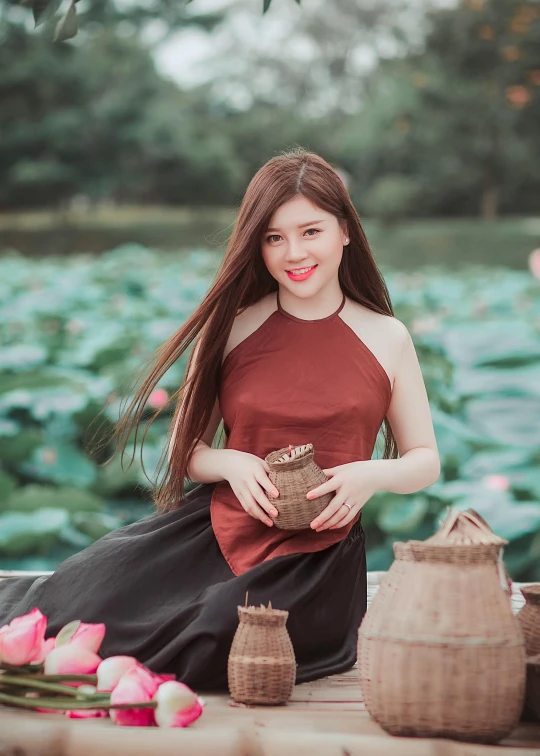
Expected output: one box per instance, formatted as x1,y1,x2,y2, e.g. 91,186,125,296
1,0,538,216
0,9,327,208
5,0,296,42
197,0,426,114
336,0,540,218
3,0,229,42
0,19,244,207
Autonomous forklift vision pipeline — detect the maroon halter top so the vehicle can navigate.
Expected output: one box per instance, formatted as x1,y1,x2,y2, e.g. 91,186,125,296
210,290,391,575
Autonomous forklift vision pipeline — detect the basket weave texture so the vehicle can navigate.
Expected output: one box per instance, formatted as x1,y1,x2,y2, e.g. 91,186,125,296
525,655,540,721
517,585,540,656
358,536,526,744
264,444,332,530
228,604,296,705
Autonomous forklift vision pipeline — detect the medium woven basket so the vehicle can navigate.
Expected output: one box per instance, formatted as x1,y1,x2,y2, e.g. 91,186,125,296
228,604,296,705
358,538,526,744
517,585,540,656
264,444,332,530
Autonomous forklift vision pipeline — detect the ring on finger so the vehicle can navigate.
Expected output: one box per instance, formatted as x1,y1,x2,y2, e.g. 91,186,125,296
342,502,352,512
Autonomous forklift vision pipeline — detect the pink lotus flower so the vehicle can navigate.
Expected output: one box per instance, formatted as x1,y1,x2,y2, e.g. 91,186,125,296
26,634,56,665
96,656,175,693
110,665,161,727
154,681,204,728
55,620,106,654
96,656,139,693
148,388,168,409
65,709,108,719
62,685,109,719
44,644,102,677
41,637,56,658
528,248,540,280
484,474,510,491
0,608,47,666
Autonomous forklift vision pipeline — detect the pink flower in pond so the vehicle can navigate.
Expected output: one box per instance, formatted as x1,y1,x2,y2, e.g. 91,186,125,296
148,388,168,409
0,608,47,666
41,447,57,465
484,474,510,491
529,248,540,280
411,315,440,335
154,681,204,728
110,664,161,727
66,319,84,335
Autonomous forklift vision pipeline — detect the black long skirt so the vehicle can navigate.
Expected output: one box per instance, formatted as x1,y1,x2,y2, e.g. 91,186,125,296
0,482,367,692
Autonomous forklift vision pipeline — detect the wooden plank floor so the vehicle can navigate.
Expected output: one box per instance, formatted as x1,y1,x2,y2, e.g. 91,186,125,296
2,664,540,755
1,571,540,754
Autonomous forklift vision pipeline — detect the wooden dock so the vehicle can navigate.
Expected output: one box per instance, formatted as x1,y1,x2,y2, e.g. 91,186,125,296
1,571,539,755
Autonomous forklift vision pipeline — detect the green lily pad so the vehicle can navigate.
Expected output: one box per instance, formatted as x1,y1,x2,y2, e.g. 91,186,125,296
21,442,97,487
377,495,429,535
0,508,70,557
5,485,104,514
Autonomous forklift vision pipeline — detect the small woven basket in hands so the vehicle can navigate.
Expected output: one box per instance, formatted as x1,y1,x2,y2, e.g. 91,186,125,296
517,585,540,657
264,443,332,530
228,603,296,705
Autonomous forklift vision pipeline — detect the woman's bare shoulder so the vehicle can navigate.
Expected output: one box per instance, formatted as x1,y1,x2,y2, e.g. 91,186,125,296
341,297,409,389
222,293,277,364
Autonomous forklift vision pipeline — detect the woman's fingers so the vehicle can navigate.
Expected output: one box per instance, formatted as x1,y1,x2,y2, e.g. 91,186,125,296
235,483,275,526
326,505,355,530
310,495,344,530
255,470,279,501
248,481,279,520
238,490,273,526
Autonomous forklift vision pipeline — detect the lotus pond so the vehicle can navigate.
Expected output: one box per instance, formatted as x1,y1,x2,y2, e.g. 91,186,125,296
1,245,540,579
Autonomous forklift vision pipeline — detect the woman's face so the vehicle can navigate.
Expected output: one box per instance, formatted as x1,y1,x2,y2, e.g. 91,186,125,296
260,195,348,297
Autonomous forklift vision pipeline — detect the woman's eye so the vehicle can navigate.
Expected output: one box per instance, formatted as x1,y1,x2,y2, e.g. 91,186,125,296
265,229,320,243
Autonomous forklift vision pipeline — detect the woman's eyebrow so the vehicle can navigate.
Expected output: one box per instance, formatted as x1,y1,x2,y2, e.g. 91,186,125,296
266,219,327,232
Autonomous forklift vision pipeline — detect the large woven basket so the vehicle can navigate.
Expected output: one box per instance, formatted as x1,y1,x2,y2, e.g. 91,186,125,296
264,444,332,530
517,585,540,656
358,539,526,744
524,655,540,721
228,604,296,705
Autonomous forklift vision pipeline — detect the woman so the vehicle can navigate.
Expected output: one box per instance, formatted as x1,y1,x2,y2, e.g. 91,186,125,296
0,148,440,691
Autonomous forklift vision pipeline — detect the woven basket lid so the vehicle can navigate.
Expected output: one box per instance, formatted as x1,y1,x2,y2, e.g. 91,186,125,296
393,539,502,565
425,508,507,547
237,604,289,625
520,584,540,604
266,444,314,472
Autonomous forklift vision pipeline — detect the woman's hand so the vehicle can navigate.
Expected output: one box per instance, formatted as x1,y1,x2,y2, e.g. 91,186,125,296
221,450,279,526
306,461,380,532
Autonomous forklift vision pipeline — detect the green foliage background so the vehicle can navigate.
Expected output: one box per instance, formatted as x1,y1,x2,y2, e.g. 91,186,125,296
1,245,539,578
1,0,539,218
1,0,539,574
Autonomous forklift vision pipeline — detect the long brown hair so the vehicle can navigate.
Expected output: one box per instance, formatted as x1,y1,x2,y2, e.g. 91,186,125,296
105,147,398,513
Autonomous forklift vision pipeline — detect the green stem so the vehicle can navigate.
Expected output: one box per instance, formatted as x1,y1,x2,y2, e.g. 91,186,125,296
24,674,98,685
0,691,157,711
0,662,44,675
0,691,106,711
0,674,97,698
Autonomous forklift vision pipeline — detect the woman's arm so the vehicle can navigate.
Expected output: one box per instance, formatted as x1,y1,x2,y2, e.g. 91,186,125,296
371,326,441,494
167,337,229,484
